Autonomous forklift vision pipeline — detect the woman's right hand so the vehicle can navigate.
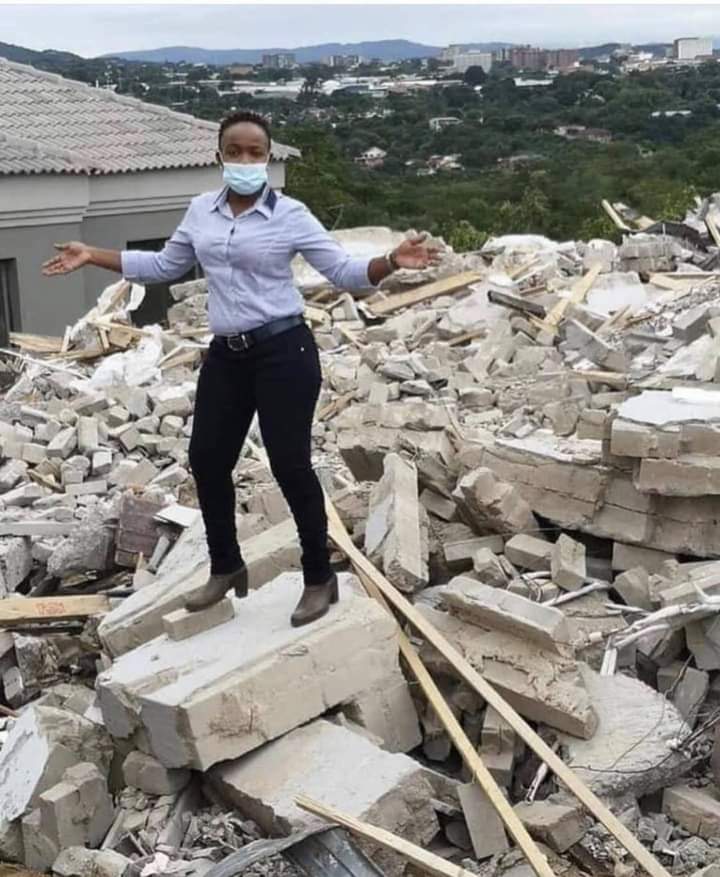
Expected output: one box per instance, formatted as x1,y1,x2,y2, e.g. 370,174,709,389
42,242,92,276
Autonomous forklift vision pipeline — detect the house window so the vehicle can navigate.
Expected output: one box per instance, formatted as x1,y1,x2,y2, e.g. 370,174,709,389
0,260,19,346
126,238,202,327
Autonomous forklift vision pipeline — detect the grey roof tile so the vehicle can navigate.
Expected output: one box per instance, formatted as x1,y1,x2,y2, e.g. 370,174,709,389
0,58,299,176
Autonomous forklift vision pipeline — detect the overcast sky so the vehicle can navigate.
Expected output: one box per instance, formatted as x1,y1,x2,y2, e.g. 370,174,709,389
2,3,720,57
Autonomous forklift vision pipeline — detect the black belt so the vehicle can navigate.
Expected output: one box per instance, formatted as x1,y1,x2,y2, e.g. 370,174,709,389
215,315,305,352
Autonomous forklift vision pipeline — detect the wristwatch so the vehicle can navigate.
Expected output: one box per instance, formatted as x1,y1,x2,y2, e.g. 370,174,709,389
385,248,400,271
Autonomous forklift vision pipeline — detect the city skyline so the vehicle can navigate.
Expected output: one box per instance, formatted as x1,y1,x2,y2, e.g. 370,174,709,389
1,4,720,58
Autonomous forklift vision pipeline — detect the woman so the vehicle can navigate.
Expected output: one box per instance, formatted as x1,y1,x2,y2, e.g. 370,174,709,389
42,110,441,627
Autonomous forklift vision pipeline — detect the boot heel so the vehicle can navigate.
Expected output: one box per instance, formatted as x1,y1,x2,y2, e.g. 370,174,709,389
330,575,339,604
233,564,249,599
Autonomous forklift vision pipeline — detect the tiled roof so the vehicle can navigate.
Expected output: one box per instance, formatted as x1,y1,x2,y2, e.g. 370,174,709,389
0,58,300,176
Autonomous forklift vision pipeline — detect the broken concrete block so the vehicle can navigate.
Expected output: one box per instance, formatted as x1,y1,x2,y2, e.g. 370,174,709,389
149,387,192,418
514,800,586,853
97,574,406,769
477,745,515,788
38,762,114,858
482,705,517,754
207,719,439,877
613,566,652,610
505,534,552,572
420,488,457,522
453,467,538,537
98,516,301,656
458,782,508,859
551,533,586,590
688,616,720,671
91,450,113,477
72,393,108,416
342,673,422,754
636,454,720,497
22,808,59,872
53,847,131,877
0,459,28,492
47,522,114,578
0,536,32,593
77,417,99,454
441,578,571,655
559,665,689,799
162,597,234,641
0,706,113,826
674,304,711,343
657,662,709,728
663,785,720,839
365,453,428,592
444,535,504,572
47,426,77,460
417,606,596,738
472,547,508,587
122,750,190,796
66,479,108,496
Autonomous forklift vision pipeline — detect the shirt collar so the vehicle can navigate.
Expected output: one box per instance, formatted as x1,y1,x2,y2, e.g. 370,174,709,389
210,184,276,218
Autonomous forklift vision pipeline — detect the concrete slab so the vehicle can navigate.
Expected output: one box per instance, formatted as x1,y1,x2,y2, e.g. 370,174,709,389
97,574,414,769
559,665,690,799
207,718,438,877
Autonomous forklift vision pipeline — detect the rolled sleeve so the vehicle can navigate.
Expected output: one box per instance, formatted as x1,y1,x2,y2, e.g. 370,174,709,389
121,205,197,284
293,206,376,291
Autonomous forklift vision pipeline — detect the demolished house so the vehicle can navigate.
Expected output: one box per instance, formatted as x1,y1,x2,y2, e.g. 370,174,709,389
3,197,720,877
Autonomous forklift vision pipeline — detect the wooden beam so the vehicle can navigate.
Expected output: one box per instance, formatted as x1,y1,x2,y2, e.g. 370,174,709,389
536,263,602,335
706,215,720,248
601,199,631,231
295,796,478,877
326,502,553,876
325,498,672,877
0,595,110,625
368,272,482,316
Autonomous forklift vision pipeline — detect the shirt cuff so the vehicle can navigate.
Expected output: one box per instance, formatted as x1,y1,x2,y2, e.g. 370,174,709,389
120,250,141,281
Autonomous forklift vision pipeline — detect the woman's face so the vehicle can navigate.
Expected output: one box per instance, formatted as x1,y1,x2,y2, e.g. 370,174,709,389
218,122,270,165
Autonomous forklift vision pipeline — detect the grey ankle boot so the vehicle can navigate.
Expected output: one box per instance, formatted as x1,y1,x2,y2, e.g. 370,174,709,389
290,572,339,627
185,563,248,613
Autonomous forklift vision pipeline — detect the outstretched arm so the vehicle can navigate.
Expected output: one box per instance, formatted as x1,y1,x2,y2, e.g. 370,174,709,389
42,205,197,282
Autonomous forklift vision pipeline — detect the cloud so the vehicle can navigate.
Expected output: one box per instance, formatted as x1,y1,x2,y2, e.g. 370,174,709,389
2,3,720,57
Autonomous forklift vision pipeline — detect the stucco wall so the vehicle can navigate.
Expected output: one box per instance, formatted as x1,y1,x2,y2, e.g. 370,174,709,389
0,160,287,335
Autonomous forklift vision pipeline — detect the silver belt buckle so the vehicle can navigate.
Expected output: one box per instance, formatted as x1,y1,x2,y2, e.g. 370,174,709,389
228,332,251,352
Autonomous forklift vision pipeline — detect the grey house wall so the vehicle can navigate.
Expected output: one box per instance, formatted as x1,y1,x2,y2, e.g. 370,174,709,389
0,160,287,336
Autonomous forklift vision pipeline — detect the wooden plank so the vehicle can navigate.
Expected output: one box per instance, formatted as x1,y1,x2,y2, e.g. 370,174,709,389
0,595,109,625
368,272,482,316
601,199,631,231
336,324,364,349
296,796,478,877
448,327,487,347
487,289,546,318
96,280,130,317
326,503,553,876
706,215,720,248
318,390,355,422
325,498,672,877
537,263,602,335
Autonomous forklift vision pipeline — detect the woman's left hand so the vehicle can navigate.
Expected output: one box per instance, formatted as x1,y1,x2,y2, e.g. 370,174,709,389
392,234,443,270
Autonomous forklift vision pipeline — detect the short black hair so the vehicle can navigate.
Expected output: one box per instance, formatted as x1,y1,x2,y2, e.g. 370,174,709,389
218,110,272,152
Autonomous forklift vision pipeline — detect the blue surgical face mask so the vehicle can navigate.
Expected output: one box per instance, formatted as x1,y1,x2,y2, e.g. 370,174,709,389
222,162,268,195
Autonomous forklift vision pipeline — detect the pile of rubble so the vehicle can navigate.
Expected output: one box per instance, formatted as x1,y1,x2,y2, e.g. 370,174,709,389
6,200,720,877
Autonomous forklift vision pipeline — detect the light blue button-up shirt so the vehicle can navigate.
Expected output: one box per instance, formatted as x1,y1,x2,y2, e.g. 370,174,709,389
120,185,375,334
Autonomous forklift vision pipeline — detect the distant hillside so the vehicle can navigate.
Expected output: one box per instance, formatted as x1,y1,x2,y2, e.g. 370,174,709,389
102,40,445,64
0,40,81,65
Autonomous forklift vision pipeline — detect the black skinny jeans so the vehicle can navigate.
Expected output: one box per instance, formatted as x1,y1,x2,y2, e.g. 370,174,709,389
188,322,331,584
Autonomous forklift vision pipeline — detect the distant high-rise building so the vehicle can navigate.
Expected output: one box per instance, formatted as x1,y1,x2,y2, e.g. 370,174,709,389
440,44,465,62
325,54,362,67
546,48,579,70
673,37,713,60
262,52,296,69
500,45,578,72
452,51,494,74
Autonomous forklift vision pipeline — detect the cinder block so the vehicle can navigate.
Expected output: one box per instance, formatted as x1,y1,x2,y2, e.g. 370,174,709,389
162,597,235,642
504,534,553,572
